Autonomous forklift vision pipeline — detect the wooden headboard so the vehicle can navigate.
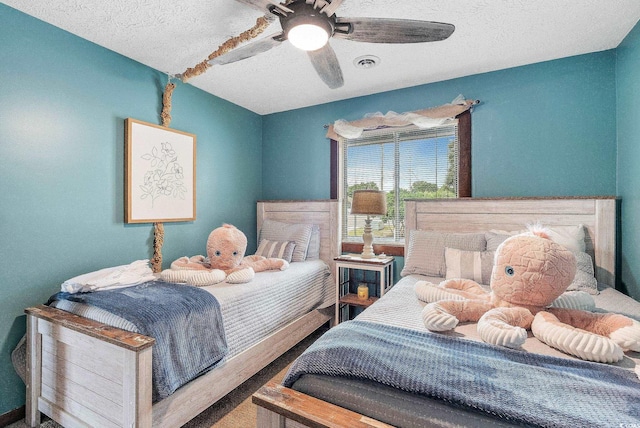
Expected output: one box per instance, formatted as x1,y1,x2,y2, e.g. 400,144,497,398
256,200,340,273
404,197,617,287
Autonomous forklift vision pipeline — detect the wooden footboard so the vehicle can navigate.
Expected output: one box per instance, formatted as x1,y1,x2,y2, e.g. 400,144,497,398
26,305,155,427
25,305,333,428
253,382,393,428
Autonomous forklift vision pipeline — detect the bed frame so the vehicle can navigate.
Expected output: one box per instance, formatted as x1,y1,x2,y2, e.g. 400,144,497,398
253,196,619,428
24,200,340,428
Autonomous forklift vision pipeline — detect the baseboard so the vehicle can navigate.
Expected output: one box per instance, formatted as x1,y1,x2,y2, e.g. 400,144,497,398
0,405,24,427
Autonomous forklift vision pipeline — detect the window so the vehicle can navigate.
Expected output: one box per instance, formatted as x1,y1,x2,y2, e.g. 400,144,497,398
333,110,471,249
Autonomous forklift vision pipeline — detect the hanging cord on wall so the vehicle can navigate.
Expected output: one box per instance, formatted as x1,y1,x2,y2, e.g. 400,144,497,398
180,16,271,82
152,222,165,273
161,77,176,128
151,75,175,273
151,17,270,273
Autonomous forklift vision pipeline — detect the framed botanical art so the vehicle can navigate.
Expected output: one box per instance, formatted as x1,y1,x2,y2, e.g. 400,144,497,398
125,118,196,223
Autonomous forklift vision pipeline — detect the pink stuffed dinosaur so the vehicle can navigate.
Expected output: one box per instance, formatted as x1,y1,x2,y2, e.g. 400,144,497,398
161,224,288,286
416,227,640,363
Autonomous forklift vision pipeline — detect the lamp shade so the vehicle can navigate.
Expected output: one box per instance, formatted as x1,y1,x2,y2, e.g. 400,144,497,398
351,190,387,216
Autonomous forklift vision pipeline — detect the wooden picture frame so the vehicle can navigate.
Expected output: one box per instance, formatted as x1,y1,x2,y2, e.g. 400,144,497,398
125,118,196,223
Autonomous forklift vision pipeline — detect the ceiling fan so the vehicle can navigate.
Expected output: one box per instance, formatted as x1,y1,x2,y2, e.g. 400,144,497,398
209,0,455,89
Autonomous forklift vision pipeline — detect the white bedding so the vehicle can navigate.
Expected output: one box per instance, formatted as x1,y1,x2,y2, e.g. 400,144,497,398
356,275,640,371
52,260,332,360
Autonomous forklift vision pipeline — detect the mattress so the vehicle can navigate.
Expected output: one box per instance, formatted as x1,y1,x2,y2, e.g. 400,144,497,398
289,275,640,428
52,260,332,360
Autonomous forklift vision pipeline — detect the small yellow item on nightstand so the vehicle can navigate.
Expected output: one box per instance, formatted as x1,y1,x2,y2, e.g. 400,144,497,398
357,283,369,300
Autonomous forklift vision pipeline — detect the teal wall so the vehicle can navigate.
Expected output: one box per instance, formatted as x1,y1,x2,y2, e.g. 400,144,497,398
617,22,640,300
0,4,263,413
262,52,617,200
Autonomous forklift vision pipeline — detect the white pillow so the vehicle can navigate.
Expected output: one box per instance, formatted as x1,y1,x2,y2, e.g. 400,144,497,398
445,247,495,285
546,225,586,254
486,225,586,254
259,220,313,262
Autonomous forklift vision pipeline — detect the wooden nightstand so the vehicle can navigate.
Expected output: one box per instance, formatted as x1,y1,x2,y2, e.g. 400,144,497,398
334,254,394,324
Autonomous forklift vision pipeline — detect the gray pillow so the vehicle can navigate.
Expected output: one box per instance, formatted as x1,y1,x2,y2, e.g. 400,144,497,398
485,232,512,251
255,239,296,262
566,252,598,294
401,230,486,277
305,225,321,260
259,220,313,262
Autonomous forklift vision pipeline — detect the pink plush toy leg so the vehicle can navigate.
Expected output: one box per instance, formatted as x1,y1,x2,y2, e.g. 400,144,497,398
422,299,495,331
477,307,534,348
532,311,625,362
415,279,490,304
242,255,289,272
170,255,210,270
439,278,490,298
548,308,640,352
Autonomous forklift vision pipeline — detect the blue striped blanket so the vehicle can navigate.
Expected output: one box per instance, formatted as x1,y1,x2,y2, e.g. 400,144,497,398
283,320,640,427
49,281,227,402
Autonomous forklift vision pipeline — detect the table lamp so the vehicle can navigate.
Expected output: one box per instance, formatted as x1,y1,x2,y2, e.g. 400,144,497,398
350,190,387,259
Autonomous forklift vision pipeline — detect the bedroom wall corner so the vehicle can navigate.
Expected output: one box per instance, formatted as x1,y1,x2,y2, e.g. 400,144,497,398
0,4,263,415
616,19,640,300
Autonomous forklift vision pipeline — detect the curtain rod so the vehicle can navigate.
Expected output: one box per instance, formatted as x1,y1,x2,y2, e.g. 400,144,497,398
322,99,481,128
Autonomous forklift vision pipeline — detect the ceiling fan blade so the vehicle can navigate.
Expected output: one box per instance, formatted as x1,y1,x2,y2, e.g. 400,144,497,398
333,17,455,43
307,43,344,89
314,0,343,17
209,33,284,65
235,0,293,15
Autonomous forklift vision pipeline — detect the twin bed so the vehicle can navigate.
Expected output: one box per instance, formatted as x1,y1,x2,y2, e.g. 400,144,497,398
23,197,640,427
24,200,340,428
253,197,640,428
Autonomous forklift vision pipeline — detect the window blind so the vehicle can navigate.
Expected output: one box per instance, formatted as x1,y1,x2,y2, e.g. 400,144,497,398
342,122,459,243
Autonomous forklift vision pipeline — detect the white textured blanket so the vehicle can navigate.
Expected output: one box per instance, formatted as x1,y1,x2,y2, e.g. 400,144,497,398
61,259,155,293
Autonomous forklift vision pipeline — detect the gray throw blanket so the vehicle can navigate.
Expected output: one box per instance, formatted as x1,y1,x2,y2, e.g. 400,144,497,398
283,320,640,427
49,281,227,402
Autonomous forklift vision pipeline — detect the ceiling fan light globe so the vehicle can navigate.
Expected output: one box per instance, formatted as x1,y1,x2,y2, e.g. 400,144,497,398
288,24,329,51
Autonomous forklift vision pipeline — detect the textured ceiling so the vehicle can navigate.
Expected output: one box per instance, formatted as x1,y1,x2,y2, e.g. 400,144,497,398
4,0,640,114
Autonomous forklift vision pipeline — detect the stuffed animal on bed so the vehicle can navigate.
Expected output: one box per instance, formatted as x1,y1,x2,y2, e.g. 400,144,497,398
160,224,288,286
416,227,640,363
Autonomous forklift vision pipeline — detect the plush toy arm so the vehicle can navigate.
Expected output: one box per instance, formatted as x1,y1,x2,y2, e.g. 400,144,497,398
477,307,534,348
415,279,489,303
160,268,196,283
170,255,210,271
532,311,624,363
550,291,596,311
227,267,255,284
161,254,224,286
610,318,640,352
422,299,494,331
548,308,640,352
242,256,289,273
186,269,227,287
438,278,490,297
415,281,466,303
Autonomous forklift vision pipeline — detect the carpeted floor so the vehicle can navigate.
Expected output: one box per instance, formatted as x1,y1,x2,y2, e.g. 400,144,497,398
8,324,327,428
